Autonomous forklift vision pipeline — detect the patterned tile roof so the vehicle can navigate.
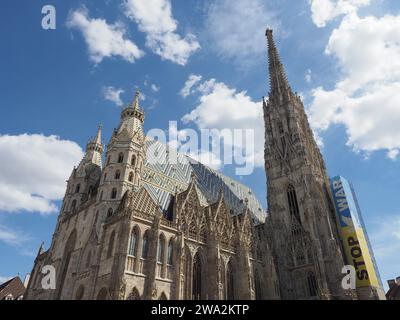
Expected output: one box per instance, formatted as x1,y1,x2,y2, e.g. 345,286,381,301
141,138,266,225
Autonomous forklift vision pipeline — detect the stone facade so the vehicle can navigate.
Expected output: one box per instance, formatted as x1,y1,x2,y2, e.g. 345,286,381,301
24,91,279,300
24,29,381,300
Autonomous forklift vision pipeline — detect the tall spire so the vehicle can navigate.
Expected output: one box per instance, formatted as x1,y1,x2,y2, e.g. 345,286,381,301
266,29,291,96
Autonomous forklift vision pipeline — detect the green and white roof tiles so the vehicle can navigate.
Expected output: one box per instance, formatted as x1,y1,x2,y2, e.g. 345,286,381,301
142,138,266,225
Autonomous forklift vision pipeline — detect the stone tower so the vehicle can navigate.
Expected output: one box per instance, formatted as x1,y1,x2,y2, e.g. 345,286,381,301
263,29,351,300
97,91,146,217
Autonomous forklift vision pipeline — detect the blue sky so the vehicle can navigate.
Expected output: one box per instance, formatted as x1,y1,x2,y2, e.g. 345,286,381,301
0,0,399,290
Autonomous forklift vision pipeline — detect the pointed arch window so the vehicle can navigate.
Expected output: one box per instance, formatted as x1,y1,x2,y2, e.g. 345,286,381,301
75,285,85,300
129,229,138,256
88,185,94,198
254,269,262,300
85,251,91,269
115,170,121,180
157,234,165,263
141,232,149,259
131,155,136,166
71,200,77,212
107,156,111,165
307,272,318,297
118,153,124,163
107,208,113,218
167,240,173,265
226,260,235,300
287,185,300,221
75,184,81,193
107,231,115,258
192,253,202,300
128,171,134,182
111,188,117,199
127,287,140,300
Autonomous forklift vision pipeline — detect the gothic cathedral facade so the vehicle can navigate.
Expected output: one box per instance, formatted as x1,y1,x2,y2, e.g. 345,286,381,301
25,30,377,300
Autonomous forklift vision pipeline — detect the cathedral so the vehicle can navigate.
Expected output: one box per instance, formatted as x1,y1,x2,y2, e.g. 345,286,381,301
24,29,381,300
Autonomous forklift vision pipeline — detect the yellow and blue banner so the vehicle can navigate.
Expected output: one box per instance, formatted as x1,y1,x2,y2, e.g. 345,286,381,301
330,176,381,288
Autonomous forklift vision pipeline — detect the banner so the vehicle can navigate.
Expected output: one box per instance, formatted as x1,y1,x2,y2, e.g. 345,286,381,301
330,176,380,288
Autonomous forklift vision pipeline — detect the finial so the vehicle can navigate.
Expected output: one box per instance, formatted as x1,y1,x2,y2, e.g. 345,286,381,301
265,28,273,36
133,90,140,110
37,241,45,256
95,124,102,144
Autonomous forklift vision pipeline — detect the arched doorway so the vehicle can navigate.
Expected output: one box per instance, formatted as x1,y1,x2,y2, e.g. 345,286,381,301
192,252,202,300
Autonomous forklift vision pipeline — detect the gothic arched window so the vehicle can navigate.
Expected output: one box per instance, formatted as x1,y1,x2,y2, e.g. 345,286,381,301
57,230,77,299
96,288,108,300
307,272,318,297
128,171,134,182
129,228,138,256
111,188,117,199
287,184,300,221
107,208,113,218
75,285,85,300
167,240,173,265
107,156,110,165
107,231,115,258
126,287,140,300
254,269,262,300
131,155,136,166
157,234,165,263
118,153,124,163
75,184,80,193
115,170,121,180
85,251,91,269
88,185,93,198
141,232,149,259
192,253,202,300
226,260,235,300
71,200,77,212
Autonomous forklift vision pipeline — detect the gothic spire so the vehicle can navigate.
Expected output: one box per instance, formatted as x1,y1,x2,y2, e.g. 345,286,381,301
83,125,104,166
266,29,292,96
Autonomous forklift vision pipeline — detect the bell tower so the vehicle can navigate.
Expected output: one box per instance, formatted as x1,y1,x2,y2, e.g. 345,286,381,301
97,91,146,218
263,29,350,300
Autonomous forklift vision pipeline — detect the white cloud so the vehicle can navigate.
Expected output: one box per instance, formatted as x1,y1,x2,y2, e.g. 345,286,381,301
363,215,400,289
180,74,202,98
151,84,160,92
205,0,278,62
0,134,84,214
305,69,312,83
67,6,144,64
181,76,264,168
309,13,400,160
309,0,371,27
0,225,30,246
123,0,200,65
102,86,124,106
